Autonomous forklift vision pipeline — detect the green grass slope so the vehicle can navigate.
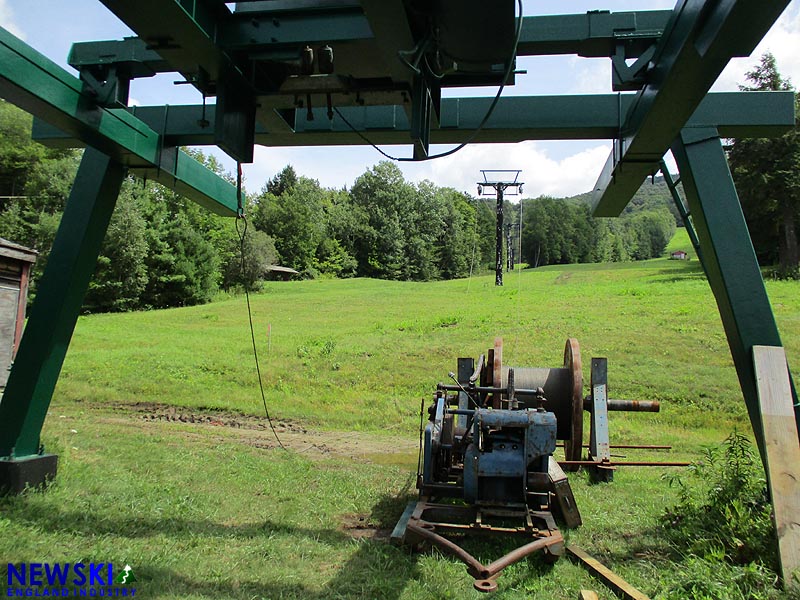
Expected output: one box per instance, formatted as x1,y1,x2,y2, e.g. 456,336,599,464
2,228,798,599
57,227,798,435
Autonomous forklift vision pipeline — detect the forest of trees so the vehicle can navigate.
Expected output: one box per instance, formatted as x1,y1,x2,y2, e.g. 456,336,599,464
0,97,683,313
8,55,796,314
251,161,496,282
519,184,677,267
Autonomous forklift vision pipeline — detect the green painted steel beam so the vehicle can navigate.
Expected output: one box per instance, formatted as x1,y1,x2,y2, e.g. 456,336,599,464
32,91,796,147
231,0,361,13
671,127,799,461
68,37,169,79
221,3,371,51
0,25,237,216
591,0,792,217
71,10,671,80
0,148,125,458
98,0,234,93
97,0,257,162
222,7,668,58
517,10,670,58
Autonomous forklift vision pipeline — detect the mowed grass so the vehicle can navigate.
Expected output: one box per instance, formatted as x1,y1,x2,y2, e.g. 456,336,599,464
56,228,799,436
2,228,799,599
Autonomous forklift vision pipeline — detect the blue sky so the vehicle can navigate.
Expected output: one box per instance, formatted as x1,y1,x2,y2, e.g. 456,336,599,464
1,0,798,197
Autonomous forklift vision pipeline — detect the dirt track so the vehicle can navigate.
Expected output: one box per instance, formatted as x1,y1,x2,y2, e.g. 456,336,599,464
94,401,419,466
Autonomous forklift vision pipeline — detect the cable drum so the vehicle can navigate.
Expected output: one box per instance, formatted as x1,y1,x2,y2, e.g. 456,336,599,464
500,367,572,436
496,338,584,465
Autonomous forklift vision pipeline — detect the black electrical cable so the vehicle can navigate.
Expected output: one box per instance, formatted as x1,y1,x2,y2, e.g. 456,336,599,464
235,164,287,451
333,0,524,163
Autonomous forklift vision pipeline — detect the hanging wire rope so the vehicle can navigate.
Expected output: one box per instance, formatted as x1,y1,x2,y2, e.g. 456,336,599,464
235,163,287,451
513,198,524,362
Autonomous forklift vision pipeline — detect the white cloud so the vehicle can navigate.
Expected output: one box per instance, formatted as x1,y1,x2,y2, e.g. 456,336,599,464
713,4,800,91
568,56,611,95
0,0,24,39
238,140,611,200
408,141,611,198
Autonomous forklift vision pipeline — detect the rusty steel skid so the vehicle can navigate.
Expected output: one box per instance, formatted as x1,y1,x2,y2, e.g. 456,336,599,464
397,496,564,591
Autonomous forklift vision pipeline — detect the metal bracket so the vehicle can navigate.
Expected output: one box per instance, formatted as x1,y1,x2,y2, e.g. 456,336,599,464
78,65,131,107
611,43,656,91
588,357,614,482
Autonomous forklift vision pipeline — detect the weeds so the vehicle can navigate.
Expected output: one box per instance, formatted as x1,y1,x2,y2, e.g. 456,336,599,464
659,431,779,597
657,556,778,600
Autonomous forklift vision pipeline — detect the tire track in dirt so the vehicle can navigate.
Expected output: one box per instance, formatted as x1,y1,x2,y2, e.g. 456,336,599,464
92,401,419,465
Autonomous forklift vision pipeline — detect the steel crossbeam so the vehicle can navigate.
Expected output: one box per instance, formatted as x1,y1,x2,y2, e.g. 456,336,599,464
30,91,796,148
70,10,672,83
591,0,792,217
0,26,238,216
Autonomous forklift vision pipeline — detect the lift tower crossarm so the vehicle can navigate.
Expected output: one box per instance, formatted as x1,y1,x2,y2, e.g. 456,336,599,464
0,26,238,217
516,10,672,58
590,0,792,217
220,9,671,59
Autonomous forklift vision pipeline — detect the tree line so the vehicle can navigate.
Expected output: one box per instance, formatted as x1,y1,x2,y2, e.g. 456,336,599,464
8,56,797,314
0,97,682,313
519,196,676,267
250,161,496,282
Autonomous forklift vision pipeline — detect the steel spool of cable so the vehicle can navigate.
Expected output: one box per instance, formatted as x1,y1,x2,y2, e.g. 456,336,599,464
491,338,584,466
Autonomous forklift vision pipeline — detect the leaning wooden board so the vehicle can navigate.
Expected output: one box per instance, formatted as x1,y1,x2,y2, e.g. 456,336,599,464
753,345,800,589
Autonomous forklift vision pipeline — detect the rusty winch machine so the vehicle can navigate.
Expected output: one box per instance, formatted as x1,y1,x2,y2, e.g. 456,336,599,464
392,338,664,592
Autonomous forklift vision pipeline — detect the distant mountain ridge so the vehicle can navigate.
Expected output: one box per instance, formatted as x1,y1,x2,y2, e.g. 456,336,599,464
562,176,684,225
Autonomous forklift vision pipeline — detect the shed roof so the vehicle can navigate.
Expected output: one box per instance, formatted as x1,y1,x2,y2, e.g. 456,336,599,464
0,238,37,263
266,265,300,275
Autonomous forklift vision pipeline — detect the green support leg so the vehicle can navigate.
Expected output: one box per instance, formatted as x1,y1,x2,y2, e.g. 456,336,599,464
671,127,800,460
0,148,124,492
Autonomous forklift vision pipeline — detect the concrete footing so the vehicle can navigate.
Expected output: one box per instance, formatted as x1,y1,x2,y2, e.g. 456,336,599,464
0,454,58,494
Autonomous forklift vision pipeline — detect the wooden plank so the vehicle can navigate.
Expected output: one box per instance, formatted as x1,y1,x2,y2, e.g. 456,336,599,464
548,457,582,528
753,345,800,589
0,285,20,387
390,501,417,546
579,591,600,600
567,545,650,600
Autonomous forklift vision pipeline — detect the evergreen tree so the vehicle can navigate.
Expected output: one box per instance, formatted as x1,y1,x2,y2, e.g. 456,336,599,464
266,165,298,197
84,180,148,312
728,53,799,277
138,186,220,309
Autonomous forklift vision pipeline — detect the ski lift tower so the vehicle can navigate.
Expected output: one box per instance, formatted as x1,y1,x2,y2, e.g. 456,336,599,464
478,170,523,286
